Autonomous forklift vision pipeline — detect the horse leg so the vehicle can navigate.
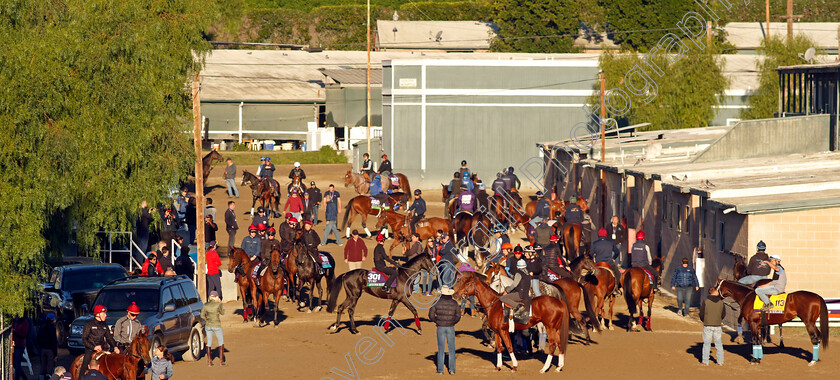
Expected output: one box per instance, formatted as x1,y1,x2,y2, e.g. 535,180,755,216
239,284,249,322
313,279,323,312
494,333,505,371
361,215,371,237
348,304,359,334
646,294,653,331
608,295,616,330
398,297,423,334
778,324,784,348
500,331,518,371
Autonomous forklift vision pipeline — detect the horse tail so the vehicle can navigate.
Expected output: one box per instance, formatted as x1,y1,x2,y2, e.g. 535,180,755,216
579,282,601,333
327,271,351,313
623,271,637,315
559,299,571,356
341,197,354,230
819,296,829,349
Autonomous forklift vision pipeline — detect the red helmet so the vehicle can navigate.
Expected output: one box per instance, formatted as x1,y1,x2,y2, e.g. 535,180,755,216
501,242,513,250
257,223,267,231
93,305,107,314
376,234,386,242
598,228,607,237
381,154,388,159
636,231,645,240
549,235,560,242
288,217,298,223
285,212,292,219
248,224,258,231
127,302,140,315
303,220,313,226
267,227,276,234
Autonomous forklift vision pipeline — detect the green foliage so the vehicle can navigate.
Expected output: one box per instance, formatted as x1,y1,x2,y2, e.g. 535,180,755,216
490,0,580,53
723,0,840,23
397,1,493,21
244,8,310,44
311,5,391,49
594,41,729,130
741,35,819,120
212,146,348,165
232,143,250,151
0,0,220,317
598,0,690,52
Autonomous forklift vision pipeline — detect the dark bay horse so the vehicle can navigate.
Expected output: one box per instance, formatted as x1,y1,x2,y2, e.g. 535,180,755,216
293,242,335,312
490,194,529,231
202,150,224,187
241,170,281,217
327,253,435,334
373,210,452,256
256,249,286,327
452,211,493,268
557,197,590,259
340,193,408,238
454,272,571,373
228,248,259,322
716,279,829,365
621,258,663,331
70,326,151,380
585,262,618,330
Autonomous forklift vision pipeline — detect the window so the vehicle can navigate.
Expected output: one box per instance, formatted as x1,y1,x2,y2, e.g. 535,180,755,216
709,210,717,241
168,284,187,309
701,208,707,238
674,203,681,230
161,288,176,310
94,289,160,312
718,220,726,252
179,283,200,305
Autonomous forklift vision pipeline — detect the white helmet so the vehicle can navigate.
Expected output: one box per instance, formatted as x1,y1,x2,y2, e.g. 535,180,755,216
294,162,300,168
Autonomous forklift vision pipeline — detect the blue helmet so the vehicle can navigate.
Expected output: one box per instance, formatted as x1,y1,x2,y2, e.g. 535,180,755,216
260,156,266,161
463,171,470,178
757,240,766,251
265,157,271,162
374,174,381,179
45,313,56,321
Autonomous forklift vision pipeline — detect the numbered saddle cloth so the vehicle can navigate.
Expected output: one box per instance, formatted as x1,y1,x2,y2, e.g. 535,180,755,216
545,269,560,282
369,197,390,210
390,175,400,186
753,293,787,314
641,267,654,285
319,253,332,269
366,269,388,287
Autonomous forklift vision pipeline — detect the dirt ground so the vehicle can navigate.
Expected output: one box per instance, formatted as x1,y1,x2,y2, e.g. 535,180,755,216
54,163,836,379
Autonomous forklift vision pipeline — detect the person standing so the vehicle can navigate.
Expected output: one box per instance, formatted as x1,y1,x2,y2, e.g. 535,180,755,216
671,257,700,317
185,198,197,244
225,201,238,249
321,194,342,246
159,207,178,245
306,181,322,224
457,262,478,316
206,241,222,300
150,346,174,380
37,314,59,380
325,184,341,213
205,198,217,222
141,253,163,277
174,246,195,280
738,241,771,285
201,291,227,366
343,230,367,270
80,306,120,376
606,216,626,258
301,192,314,223
284,190,304,221
204,215,218,250
429,285,461,375
700,286,726,366
113,303,142,352
158,247,173,274
223,158,239,198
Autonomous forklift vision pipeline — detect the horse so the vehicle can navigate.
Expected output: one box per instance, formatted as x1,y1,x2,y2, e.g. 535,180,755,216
489,194,530,231
716,279,829,365
283,238,300,304
372,210,452,256
524,199,565,220
70,326,151,380
340,193,408,238
584,262,618,330
620,258,662,331
201,150,224,188
556,197,590,259
241,170,281,217
256,249,286,327
380,172,411,195
228,247,259,322
287,174,307,196
452,211,493,269
293,242,335,312
454,271,571,373
327,253,435,334
344,170,370,195
726,253,776,344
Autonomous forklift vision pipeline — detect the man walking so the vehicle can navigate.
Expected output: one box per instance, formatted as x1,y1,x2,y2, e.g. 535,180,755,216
700,286,726,365
429,285,461,375
224,158,238,197
225,201,238,250
343,230,367,270
306,181,322,224
321,194,342,246
671,258,700,317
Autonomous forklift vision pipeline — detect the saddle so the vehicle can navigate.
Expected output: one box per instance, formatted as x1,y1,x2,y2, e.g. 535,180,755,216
366,269,388,287
503,299,532,325
752,293,787,314
415,217,430,228
453,209,473,217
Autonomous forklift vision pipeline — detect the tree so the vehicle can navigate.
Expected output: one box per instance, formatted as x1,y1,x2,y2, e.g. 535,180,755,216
490,0,580,53
0,0,224,318
741,35,819,120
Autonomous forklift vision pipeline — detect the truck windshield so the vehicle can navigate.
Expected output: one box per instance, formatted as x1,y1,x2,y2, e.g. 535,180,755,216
62,268,127,292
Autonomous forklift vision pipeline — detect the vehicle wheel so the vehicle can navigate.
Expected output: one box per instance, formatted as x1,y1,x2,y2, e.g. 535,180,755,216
151,334,164,359
57,323,68,347
182,325,203,362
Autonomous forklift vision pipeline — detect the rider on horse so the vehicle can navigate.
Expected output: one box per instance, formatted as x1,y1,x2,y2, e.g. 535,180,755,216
476,182,490,210
506,245,524,276
755,254,786,312
458,160,470,177
592,228,622,295
455,184,475,216
524,245,543,297
630,231,659,293
278,216,297,252
407,189,426,235
289,161,306,181
80,305,120,375
503,166,520,192
260,157,279,196
500,259,531,317
492,172,506,195
252,207,269,229
563,196,584,225
256,156,266,176
361,153,374,180
301,220,323,275
542,234,572,280
738,241,772,286
379,154,392,178
374,233,400,293
113,302,142,352
256,227,283,285
529,191,551,229
256,223,267,240
241,225,261,268
370,174,389,209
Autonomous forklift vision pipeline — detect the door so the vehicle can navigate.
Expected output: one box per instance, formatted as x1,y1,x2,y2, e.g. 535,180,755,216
159,287,181,348
179,283,203,327
169,284,190,343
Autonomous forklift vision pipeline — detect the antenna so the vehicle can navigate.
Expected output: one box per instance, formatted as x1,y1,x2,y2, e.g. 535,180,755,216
435,31,443,42
798,47,816,63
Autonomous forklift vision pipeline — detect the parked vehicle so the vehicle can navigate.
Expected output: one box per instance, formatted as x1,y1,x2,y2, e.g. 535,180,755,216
67,275,205,362
37,263,129,346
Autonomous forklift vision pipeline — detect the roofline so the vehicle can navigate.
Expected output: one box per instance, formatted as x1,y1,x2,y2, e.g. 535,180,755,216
201,99,325,105
706,197,840,215
382,59,600,67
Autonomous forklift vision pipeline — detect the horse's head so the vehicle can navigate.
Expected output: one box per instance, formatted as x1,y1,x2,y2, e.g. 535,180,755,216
241,170,252,186
344,171,353,186
209,150,224,163
270,249,283,274
651,257,663,274
228,248,243,273
441,184,449,203
131,326,152,363
484,262,502,284
453,271,477,300
406,252,434,272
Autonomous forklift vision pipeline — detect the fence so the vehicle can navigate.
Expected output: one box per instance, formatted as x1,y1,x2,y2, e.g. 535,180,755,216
780,297,840,328
98,231,145,272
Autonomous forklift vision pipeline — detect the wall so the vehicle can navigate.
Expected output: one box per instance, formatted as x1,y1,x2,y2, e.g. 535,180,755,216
202,102,317,141
324,87,383,128
747,207,840,298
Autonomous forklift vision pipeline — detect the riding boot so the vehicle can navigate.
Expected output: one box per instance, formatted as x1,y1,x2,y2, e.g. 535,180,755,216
207,346,214,366
219,344,227,366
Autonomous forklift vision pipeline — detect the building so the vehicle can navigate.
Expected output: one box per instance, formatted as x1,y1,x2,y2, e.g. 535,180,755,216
723,22,840,54
776,62,840,150
376,21,496,52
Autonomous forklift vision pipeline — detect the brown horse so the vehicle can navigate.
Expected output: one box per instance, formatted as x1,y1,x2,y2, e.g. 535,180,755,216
373,210,452,256
256,249,286,327
70,326,151,380
340,193,408,238
556,197,590,259
524,199,565,220
726,252,775,345
241,170,281,217
620,258,663,331
452,211,493,269
585,262,618,330
454,272,571,373
716,279,829,365
344,170,371,195
287,174,307,196
380,172,411,195
202,150,224,188
490,194,530,231
228,247,259,322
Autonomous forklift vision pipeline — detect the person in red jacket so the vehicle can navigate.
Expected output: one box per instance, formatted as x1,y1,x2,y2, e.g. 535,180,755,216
206,241,223,301
343,230,368,271
284,189,304,221
141,253,164,277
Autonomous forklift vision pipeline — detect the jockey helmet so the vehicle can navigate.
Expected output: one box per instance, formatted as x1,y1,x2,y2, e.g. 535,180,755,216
374,174,381,179
508,166,514,173
127,302,140,315
288,217,298,224
257,206,265,213
93,305,107,314
598,228,607,237
523,245,534,253
260,157,266,161
265,157,271,162
294,162,300,167
376,234,386,242
414,189,422,195
304,220,313,226
461,160,467,166
516,259,527,269
536,191,543,197
248,224,258,232
569,196,577,203
454,172,460,178
479,184,486,190
636,230,645,240
757,240,766,251
501,242,513,250
310,181,315,186
257,223,267,231
769,254,781,261
267,227,276,234
550,234,560,242
463,171,470,178
497,172,503,178
513,244,523,253
381,154,387,159
285,212,292,219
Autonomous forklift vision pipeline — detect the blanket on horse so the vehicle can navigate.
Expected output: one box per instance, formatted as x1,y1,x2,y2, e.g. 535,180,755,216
370,197,390,210
752,293,787,314
366,269,388,287
390,175,400,186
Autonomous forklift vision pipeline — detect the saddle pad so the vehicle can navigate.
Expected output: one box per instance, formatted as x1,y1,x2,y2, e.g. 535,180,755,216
546,269,560,282
367,269,388,287
416,220,429,228
369,197,390,210
753,293,787,314
390,175,400,186
319,253,332,269
641,268,654,285
251,265,260,278
595,262,612,269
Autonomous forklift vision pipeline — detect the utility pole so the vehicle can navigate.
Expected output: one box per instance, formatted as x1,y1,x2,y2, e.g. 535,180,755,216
706,21,712,47
366,0,371,157
778,0,802,43
193,74,206,301
766,0,770,40
599,71,607,228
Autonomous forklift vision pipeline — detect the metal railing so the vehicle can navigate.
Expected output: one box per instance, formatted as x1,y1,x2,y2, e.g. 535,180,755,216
99,231,146,272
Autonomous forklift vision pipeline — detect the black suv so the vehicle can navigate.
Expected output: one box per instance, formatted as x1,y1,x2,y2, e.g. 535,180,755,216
68,275,205,362
38,263,129,346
